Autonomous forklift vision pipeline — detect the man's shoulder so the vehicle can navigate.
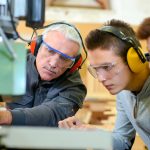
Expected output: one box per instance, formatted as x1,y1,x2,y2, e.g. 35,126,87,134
69,69,82,77
27,53,35,62
54,70,85,88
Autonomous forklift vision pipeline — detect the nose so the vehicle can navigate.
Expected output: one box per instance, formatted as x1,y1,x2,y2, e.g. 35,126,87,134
96,70,107,82
48,55,60,68
97,74,106,82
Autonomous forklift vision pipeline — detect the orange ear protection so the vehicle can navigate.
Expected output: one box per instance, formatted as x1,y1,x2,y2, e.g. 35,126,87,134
29,22,87,74
99,26,148,73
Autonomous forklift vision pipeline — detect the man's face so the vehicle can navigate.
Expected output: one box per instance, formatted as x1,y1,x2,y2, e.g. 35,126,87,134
88,48,132,95
36,31,79,81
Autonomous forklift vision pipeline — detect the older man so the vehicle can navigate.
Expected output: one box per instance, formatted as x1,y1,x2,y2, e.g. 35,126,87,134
0,22,87,126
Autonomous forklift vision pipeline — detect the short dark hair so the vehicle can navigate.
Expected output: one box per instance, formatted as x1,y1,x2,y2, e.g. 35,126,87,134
85,19,139,62
137,17,150,39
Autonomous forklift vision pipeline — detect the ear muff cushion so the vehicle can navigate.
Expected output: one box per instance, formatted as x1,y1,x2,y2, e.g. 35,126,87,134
69,55,82,73
30,36,43,56
127,47,148,73
30,39,36,55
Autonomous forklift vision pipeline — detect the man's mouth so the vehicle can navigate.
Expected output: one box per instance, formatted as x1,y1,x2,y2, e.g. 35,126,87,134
43,66,56,75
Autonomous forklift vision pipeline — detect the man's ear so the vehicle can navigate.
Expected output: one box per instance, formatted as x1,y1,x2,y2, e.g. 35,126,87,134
29,35,43,56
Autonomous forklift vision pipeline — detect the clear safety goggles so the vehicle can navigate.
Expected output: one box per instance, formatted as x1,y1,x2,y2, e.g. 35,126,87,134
88,62,119,79
42,40,76,68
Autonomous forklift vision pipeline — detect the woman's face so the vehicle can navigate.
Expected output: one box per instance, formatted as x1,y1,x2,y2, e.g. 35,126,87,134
88,48,133,95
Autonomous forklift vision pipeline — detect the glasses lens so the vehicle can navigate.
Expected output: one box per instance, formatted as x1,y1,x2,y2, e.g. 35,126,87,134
88,62,117,79
66,61,74,68
88,65,97,78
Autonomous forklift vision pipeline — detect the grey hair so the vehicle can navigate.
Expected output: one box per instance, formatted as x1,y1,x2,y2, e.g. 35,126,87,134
42,23,82,54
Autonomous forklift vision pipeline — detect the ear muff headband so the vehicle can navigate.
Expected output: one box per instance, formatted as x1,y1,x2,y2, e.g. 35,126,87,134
99,26,147,73
100,26,146,63
29,22,87,73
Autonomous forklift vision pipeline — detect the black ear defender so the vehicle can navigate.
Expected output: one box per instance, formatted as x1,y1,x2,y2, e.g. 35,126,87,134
29,22,87,74
99,26,148,73
145,53,150,62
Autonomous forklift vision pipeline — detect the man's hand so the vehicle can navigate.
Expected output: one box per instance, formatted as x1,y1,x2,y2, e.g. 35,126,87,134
0,110,12,125
58,116,82,129
58,116,98,131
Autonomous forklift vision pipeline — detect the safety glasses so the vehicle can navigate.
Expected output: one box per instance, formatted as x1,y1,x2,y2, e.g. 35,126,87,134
88,62,118,79
42,40,76,68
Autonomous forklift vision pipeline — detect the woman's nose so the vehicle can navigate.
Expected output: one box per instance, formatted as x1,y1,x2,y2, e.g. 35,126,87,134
96,69,107,82
97,73,107,82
